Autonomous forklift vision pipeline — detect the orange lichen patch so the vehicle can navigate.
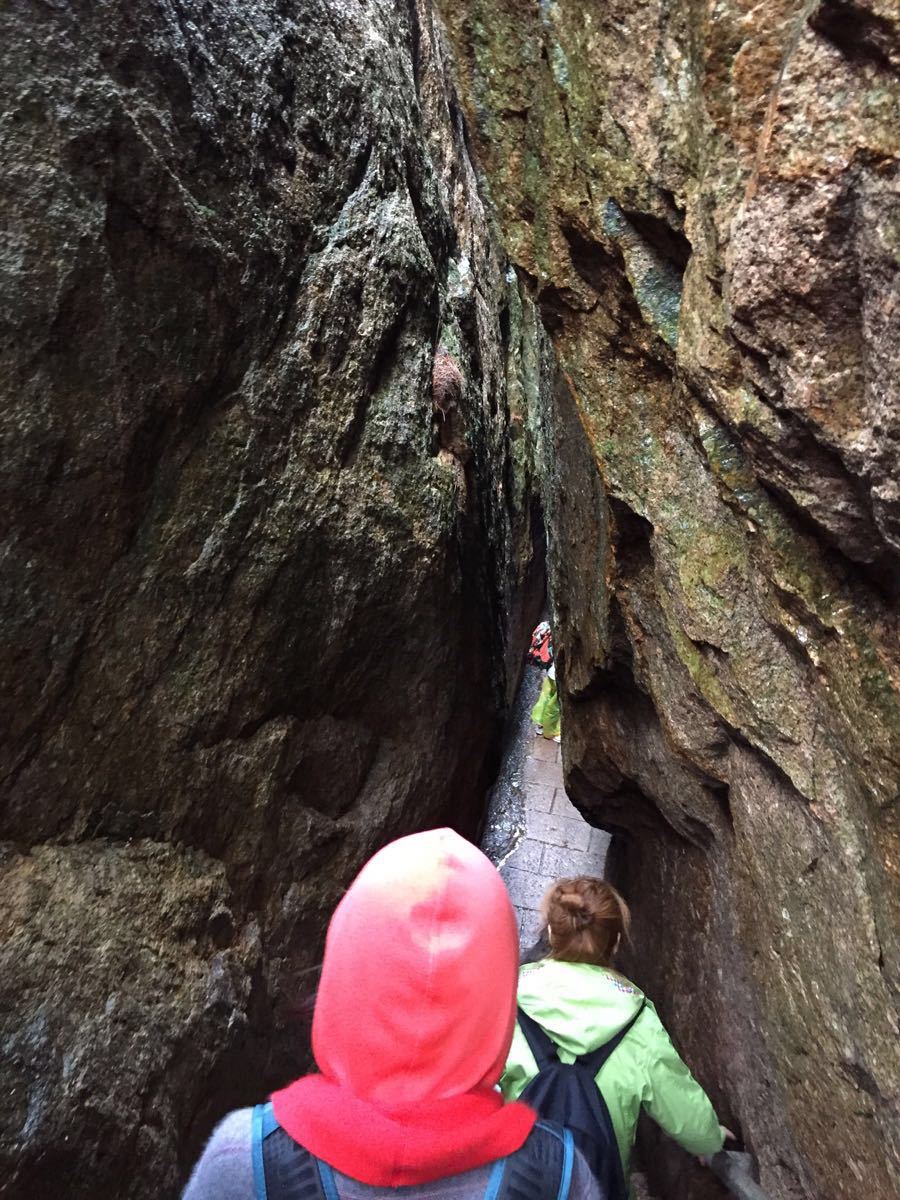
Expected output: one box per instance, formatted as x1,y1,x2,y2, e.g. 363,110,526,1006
731,33,790,156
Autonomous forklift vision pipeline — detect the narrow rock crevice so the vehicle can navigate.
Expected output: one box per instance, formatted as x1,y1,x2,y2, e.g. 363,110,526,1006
2,2,899,1199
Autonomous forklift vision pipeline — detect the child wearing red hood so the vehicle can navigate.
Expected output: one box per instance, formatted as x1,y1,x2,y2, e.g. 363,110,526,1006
182,829,605,1200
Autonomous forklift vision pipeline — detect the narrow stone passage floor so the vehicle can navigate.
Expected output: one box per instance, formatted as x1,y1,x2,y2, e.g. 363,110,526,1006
481,668,658,1200
481,666,610,949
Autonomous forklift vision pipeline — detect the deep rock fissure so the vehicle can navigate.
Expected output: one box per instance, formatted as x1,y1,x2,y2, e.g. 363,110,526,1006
2,1,899,1199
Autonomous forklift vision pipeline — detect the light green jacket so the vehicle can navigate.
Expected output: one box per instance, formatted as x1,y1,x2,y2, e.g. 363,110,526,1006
501,960,723,1181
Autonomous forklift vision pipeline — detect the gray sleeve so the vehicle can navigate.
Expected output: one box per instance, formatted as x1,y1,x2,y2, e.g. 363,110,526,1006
181,1107,256,1200
567,1145,604,1200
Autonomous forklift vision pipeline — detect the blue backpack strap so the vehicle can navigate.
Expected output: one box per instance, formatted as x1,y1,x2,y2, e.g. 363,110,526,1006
316,1160,340,1200
252,1103,274,1200
557,1128,574,1200
256,1105,330,1200
483,1155,508,1200
494,1120,572,1200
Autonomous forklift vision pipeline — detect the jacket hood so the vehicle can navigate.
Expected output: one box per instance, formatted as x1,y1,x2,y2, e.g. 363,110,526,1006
517,959,644,1055
313,827,520,1103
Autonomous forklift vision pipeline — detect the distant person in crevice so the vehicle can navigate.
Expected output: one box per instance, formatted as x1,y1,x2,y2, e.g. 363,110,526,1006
527,621,560,743
182,831,608,1200
501,877,730,1197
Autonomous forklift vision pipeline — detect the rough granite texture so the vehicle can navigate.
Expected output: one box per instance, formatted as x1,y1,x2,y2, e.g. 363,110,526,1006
441,3,899,1199
0,3,544,1196
3,2,899,1199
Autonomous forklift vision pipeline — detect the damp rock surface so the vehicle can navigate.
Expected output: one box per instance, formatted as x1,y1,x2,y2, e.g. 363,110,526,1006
441,3,900,1198
0,2,545,1195
3,2,899,1198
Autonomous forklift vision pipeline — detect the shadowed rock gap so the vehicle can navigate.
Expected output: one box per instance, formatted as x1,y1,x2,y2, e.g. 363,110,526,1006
1,2,898,1199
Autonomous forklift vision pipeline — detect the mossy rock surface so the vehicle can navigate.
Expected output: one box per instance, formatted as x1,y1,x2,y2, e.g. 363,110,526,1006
0,3,546,1195
441,2,900,1197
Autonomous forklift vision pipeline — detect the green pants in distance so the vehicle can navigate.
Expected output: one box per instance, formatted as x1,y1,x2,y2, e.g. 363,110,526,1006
530,676,560,738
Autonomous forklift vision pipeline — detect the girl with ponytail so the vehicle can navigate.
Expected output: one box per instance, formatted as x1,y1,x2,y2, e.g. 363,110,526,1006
501,877,727,1192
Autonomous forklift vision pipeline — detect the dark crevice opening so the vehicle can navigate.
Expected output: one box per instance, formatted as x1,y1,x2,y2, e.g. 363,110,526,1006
621,208,692,272
561,223,620,291
809,0,899,72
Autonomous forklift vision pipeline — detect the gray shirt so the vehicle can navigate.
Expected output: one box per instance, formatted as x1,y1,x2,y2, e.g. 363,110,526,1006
181,1108,603,1200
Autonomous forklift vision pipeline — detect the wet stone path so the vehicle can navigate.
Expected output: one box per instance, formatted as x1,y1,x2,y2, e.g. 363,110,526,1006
481,666,610,950
481,666,655,1200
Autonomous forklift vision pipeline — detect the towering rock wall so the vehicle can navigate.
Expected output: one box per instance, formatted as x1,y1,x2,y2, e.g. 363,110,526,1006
441,3,900,1198
0,3,544,1196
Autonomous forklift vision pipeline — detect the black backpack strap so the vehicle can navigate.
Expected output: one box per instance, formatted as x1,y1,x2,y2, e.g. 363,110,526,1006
253,1102,332,1200
516,1006,560,1070
576,999,646,1078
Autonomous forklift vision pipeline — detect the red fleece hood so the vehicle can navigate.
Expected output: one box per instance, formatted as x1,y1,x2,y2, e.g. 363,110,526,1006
271,828,536,1183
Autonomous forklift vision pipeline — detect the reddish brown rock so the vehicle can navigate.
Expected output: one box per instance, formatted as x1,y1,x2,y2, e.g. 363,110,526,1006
441,2,900,1197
